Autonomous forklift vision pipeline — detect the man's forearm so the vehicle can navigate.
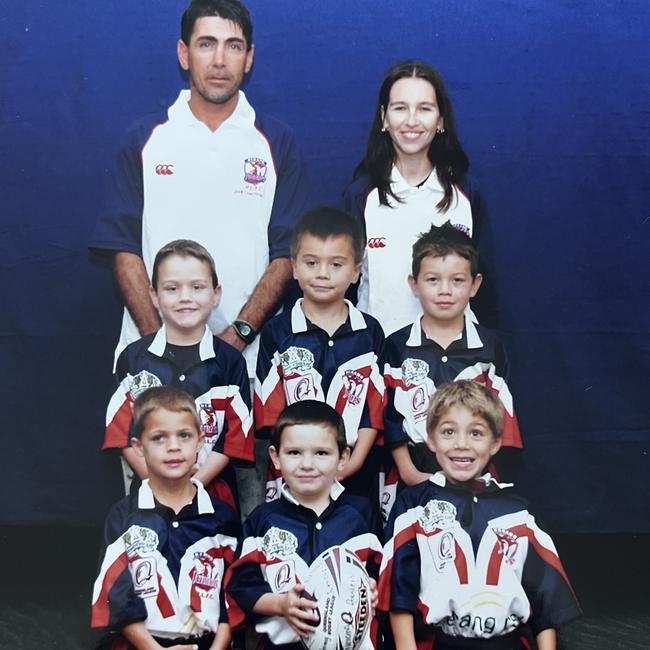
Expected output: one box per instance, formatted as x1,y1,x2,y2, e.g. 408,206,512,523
114,252,161,336
219,257,292,351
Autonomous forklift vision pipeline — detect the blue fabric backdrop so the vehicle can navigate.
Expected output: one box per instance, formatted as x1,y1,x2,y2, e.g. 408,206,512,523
1,0,648,530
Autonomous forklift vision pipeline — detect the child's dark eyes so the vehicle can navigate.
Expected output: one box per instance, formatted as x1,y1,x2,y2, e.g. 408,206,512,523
470,429,485,438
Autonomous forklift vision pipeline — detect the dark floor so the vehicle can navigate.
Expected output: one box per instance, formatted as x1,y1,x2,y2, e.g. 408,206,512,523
0,527,648,649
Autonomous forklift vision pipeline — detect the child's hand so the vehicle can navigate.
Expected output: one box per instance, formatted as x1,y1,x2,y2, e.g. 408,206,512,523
279,583,320,639
369,578,378,615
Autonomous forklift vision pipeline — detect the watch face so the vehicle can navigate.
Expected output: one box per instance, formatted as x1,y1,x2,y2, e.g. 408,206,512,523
240,324,252,337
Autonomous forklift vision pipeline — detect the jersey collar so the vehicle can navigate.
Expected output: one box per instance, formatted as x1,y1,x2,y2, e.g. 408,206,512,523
406,312,483,349
290,299,367,333
430,471,513,490
148,325,216,361
280,480,345,506
137,477,215,514
170,89,255,130
389,165,444,197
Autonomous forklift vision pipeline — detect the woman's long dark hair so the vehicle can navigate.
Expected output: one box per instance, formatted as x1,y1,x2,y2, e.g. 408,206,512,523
356,60,469,212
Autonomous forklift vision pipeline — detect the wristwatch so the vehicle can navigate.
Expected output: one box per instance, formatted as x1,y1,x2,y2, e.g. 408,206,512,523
231,319,257,345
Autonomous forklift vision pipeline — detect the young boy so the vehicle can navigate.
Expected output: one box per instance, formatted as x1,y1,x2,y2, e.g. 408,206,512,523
103,239,254,513
254,208,385,503
225,400,383,649
383,223,522,507
379,381,581,650
92,386,241,650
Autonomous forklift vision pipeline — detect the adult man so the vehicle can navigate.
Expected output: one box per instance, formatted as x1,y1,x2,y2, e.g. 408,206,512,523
91,0,309,374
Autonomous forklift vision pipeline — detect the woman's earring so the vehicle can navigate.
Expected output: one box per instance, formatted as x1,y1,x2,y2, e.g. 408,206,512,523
436,127,445,134
381,126,388,133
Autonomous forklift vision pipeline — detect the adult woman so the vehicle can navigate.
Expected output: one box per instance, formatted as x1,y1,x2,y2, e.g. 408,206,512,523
343,60,496,334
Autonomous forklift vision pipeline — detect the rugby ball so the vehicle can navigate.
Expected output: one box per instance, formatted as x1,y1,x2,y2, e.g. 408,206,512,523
302,546,372,650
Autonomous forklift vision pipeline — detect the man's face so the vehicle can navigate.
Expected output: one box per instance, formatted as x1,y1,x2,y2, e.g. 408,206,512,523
178,16,254,109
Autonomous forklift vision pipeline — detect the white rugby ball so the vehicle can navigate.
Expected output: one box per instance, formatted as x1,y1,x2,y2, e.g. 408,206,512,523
302,546,372,650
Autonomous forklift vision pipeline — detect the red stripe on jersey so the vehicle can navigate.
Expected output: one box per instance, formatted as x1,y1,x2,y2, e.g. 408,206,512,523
254,377,286,429
453,540,469,584
366,381,385,431
91,551,129,627
103,397,133,449
210,396,254,462
224,548,270,628
156,575,175,618
472,372,522,449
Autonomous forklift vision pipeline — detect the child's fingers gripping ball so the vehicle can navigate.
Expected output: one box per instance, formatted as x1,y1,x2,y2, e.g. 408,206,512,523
301,546,373,650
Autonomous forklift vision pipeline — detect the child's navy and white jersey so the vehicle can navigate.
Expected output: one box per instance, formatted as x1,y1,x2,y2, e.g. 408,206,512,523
104,325,253,508
379,473,581,644
343,169,496,334
225,483,383,649
255,299,385,443
384,314,522,451
91,479,240,641
89,90,309,373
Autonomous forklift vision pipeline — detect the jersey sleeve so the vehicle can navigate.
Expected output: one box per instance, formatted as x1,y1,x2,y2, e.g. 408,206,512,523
89,120,155,257
103,347,135,450
254,320,287,433
91,503,147,630
262,121,310,261
212,348,254,463
519,514,582,633
382,336,410,449
359,318,386,433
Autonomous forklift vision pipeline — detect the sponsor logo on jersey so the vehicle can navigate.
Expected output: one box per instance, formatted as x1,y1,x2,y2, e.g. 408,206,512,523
292,376,314,401
262,527,298,560
128,370,162,398
419,499,457,533
123,525,159,558
244,157,268,185
401,358,429,386
280,346,315,375
431,530,456,572
132,557,159,597
155,164,174,175
493,528,519,565
268,560,295,591
199,403,218,436
367,237,386,249
191,552,221,592
342,369,365,405
411,385,427,412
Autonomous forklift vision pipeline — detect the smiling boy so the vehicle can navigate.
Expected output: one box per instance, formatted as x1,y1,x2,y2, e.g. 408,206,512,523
225,400,382,649
92,387,240,650
255,208,385,504
379,381,581,650
382,223,522,510
103,240,253,512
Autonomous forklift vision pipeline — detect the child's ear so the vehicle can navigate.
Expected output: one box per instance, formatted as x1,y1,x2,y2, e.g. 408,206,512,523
211,284,222,309
425,435,437,454
408,274,419,298
337,447,351,473
149,285,160,311
352,261,362,284
470,273,483,298
268,445,281,471
131,437,144,457
489,436,502,458
291,258,298,280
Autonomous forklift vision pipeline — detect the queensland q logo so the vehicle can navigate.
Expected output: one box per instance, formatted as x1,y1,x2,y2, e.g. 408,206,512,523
411,385,426,411
294,377,312,401
341,611,354,625
135,560,153,586
274,563,293,590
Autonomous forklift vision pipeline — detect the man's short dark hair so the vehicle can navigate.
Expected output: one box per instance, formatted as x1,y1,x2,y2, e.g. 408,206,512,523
181,0,253,48
270,400,348,455
412,221,479,279
291,207,365,264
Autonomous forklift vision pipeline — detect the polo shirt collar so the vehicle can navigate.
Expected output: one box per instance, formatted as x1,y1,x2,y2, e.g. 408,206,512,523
147,325,215,361
405,312,483,349
170,89,255,129
137,478,215,514
389,165,443,196
430,471,513,490
290,299,367,333
280,480,345,506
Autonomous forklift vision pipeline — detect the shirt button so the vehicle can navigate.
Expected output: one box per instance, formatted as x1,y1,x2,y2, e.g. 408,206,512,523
328,340,334,347
315,522,323,530
172,521,179,528
441,356,448,363
473,496,478,503
179,374,186,381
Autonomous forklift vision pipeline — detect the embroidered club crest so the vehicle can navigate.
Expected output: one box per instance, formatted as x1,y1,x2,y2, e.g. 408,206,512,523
401,358,429,386
191,552,221,592
199,403,218,436
244,157,268,185
262,527,298,560
128,370,162,398
280,346,315,375
122,525,159,559
493,528,519,565
342,370,365,405
419,499,457,533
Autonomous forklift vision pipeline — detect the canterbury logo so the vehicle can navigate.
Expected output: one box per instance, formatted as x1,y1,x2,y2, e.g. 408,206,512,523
155,164,174,175
367,237,386,249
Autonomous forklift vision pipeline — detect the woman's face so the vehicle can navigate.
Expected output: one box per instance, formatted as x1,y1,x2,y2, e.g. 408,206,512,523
382,76,444,162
